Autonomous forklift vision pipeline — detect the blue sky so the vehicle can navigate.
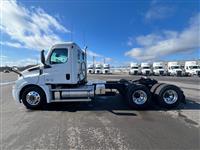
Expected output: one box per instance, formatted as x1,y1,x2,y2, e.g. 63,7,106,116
0,0,199,66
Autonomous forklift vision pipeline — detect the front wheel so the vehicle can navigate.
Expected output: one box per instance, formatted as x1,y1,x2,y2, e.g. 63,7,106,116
126,84,151,109
22,86,46,109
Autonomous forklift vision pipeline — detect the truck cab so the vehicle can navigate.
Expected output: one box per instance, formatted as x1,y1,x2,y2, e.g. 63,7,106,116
153,62,165,76
167,62,182,76
184,61,200,76
129,63,139,75
95,64,103,74
141,63,152,75
87,64,95,74
102,64,111,74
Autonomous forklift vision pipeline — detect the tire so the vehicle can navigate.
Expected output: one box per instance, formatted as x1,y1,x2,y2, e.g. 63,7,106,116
126,84,151,109
154,84,184,108
22,86,46,109
150,83,165,94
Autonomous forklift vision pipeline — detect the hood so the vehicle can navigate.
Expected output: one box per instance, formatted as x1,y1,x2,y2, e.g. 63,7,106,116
154,69,164,71
21,65,41,77
142,69,151,71
130,68,139,71
174,69,182,71
187,69,200,72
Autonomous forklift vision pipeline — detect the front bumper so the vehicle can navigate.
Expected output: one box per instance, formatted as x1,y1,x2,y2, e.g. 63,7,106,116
12,85,21,103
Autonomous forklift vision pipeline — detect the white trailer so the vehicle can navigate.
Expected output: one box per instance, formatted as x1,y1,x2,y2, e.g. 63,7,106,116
167,62,183,76
184,61,200,76
87,64,95,74
95,64,103,74
9,42,185,110
129,63,139,75
102,64,111,74
141,62,152,75
153,62,165,76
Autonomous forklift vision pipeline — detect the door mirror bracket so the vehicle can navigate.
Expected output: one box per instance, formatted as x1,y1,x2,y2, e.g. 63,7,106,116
41,50,51,68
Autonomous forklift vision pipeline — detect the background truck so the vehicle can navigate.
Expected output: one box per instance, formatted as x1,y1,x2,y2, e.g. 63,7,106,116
167,62,183,76
129,63,139,75
10,42,185,110
141,62,152,75
87,64,95,74
95,64,103,74
153,62,165,76
184,61,200,76
102,64,111,74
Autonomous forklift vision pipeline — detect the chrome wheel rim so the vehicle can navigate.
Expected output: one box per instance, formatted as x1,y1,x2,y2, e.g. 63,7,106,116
163,90,178,104
26,91,40,105
132,90,147,105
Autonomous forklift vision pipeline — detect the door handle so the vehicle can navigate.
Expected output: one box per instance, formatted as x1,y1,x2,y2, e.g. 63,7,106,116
66,74,70,80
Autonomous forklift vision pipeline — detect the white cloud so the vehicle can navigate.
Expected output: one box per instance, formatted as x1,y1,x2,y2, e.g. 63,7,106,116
0,41,24,48
125,13,200,61
136,34,163,46
127,37,135,46
145,1,173,21
105,57,113,63
0,1,113,66
0,55,7,59
0,0,70,50
87,50,102,58
87,50,114,65
2,58,38,67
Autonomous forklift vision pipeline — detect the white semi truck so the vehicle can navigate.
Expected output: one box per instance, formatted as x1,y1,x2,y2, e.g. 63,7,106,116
141,62,152,75
167,62,183,76
9,42,185,110
129,63,139,75
184,61,200,76
102,64,111,74
95,64,103,74
152,62,165,76
87,64,95,74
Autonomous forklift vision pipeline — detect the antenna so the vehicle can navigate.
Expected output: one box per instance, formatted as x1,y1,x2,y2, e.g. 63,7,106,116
83,31,86,47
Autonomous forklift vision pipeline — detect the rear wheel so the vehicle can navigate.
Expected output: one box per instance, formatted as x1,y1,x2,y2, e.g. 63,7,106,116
150,83,164,93
154,84,184,108
126,84,151,109
22,86,46,109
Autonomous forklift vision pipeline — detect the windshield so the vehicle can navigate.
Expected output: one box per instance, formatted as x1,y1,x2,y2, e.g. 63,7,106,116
189,66,200,69
96,67,101,69
88,67,93,69
131,67,138,69
104,67,110,69
171,66,180,69
154,66,163,69
142,67,150,69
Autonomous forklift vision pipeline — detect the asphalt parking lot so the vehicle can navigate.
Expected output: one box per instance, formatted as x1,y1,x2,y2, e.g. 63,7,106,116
0,73,200,150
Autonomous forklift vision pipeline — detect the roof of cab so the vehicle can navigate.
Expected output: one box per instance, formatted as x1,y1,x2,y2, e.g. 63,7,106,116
52,42,80,49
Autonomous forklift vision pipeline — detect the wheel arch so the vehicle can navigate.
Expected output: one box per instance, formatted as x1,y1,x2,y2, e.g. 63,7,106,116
19,84,47,103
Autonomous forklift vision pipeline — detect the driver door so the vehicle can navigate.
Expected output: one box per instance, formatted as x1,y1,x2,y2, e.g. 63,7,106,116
44,48,71,84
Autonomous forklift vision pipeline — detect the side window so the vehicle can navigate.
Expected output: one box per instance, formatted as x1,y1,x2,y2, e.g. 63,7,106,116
50,48,68,64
